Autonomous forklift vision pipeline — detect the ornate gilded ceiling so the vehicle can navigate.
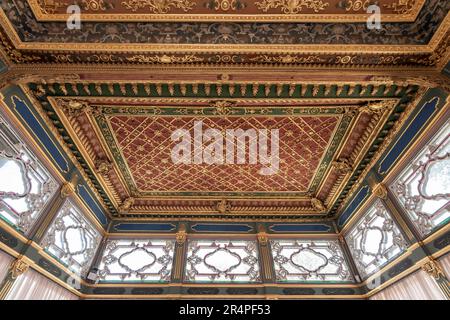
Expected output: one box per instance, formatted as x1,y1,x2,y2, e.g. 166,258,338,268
0,0,448,69
16,77,422,220
0,0,448,221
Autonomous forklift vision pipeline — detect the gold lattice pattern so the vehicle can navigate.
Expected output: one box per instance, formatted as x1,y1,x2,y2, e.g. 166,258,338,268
108,115,339,193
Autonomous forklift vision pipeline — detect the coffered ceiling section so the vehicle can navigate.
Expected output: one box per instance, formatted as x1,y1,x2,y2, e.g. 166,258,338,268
0,0,449,69
24,79,421,219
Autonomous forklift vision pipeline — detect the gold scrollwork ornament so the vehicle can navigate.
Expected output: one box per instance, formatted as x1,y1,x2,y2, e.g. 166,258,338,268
213,0,237,11
311,197,326,212
332,158,352,174
255,0,330,14
118,197,135,214
373,183,388,199
95,159,113,176
210,100,237,115
81,0,109,10
216,199,231,214
383,0,416,15
344,0,370,12
121,0,196,13
421,258,444,280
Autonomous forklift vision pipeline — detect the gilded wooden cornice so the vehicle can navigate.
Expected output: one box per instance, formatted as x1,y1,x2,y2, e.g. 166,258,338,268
0,0,448,71
28,0,425,22
332,86,428,219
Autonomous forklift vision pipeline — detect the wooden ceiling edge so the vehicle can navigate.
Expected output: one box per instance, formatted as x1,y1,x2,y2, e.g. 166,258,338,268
110,216,334,222
2,64,447,79
0,7,446,54
27,0,425,23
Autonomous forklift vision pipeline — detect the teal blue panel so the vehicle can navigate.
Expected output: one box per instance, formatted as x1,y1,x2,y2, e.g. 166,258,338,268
112,223,176,232
268,223,332,233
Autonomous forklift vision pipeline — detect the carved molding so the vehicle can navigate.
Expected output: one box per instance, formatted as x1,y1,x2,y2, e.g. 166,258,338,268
118,197,135,214
216,199,231,214
311,197,326,212
95,159,113,176
332,158,352,174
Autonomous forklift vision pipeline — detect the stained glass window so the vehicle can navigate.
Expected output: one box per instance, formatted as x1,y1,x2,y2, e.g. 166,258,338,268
270,239,353,282
185,240,260,283
389,121,450,237
0,114,58,233
345,199,408,279
41,199,102,277
97,239,175,282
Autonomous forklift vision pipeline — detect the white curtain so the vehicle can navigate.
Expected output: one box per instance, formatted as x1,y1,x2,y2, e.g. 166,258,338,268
439,254,450,279
369,269,445,300
5,268,79,300
0,250,14,284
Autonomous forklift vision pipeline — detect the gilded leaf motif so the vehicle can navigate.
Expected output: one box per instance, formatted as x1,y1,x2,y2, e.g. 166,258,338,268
121,0,196,13
255,0,330,14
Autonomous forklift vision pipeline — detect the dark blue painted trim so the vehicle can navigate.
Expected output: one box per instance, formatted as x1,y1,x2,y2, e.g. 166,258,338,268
112,223,176,232
77,184,108,226
378,97,439,175
269,224,331,233
191,223,253,233
11,95,70,174
338,185,370,227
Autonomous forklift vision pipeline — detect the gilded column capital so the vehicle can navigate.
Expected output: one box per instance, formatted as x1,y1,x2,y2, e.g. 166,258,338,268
257,224,269,246
10,257,29,280
176,231,187,245
257,232,269,246
421,257,445,280
373,183,388,200
60,173,78,198
176,223,188,245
